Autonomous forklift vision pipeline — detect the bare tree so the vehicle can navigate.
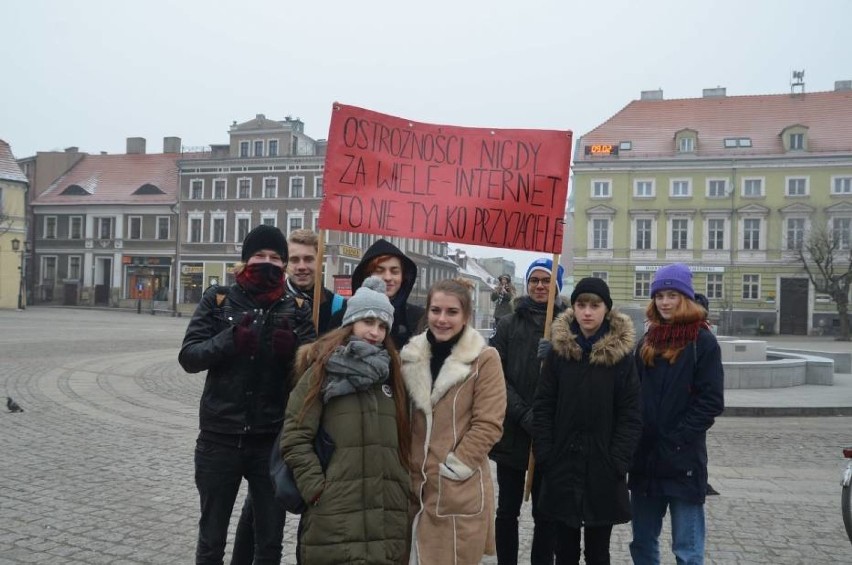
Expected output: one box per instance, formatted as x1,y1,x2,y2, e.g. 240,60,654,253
795,223,852,340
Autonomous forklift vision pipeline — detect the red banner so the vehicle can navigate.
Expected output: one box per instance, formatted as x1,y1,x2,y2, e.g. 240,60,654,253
319,104,572,253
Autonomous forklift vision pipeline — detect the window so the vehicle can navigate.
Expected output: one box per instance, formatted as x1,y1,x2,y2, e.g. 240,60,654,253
724,137,752,148
190,179,203,199
786,218,805,250
157,217,170,240
634,180,654,197
128,216,142,240
96,217,113,239
707,219,725,250
738,138,752,147
42,256,57,285
314,176,324,198
634,272,652,298
69,216,83,239
743,218,761,250
268,139,279,157
742,274,760,300
343,263,353,275
671,219,689,250
619,141,632,151
678,137,694,153
68,256,81,280
238,178,251,199
833,177,852,195
833,218,852,249
211,216,225,243
671,179,691,197
239,141,250,158
706,273,724,300
290,177,305,198
786,177,807,196
742,178,763,197
261,214,277,227
263,178,278,198
591,180,611,198
635,219,652,250
45,216,57,239
592,219,609,249
213,179,226,200
236,216,251,242
189,216,202,243
591,271,608,283
789,133,804,150
288,216,303,233
254,140,264,157
707,179,728,198
312,213,320,232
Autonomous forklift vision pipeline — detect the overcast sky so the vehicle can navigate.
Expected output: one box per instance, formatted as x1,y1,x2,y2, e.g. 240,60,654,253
3,0,850,275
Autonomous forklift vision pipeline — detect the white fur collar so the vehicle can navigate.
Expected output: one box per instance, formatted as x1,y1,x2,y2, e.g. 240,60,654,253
401,327,486,414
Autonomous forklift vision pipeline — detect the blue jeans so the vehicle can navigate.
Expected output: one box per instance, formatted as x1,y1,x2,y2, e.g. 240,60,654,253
194,433,286,565
629,493,705,565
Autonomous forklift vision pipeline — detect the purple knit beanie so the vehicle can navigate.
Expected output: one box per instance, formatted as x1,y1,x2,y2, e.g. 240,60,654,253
650,263,694,300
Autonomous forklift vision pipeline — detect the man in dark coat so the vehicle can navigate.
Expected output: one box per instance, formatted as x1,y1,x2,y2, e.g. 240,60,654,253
179,225,315,565
489,258,567,565
329,238,425,349
532,277,642,564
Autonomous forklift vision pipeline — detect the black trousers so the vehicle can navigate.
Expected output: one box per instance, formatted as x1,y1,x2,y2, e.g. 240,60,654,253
531,522,612,565
495,463,553,565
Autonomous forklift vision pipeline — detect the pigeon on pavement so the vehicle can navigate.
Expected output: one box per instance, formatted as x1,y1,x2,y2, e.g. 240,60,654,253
7,397,24,413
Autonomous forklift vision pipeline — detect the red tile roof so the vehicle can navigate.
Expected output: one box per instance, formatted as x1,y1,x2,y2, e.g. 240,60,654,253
33,153,179,206
578,89,852,160
0,139,28,184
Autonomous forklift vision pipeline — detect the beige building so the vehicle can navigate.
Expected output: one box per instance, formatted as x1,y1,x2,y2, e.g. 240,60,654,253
0,140,29,309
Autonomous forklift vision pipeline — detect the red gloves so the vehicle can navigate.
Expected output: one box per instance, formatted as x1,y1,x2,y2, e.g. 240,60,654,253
234,314,297,360
271,319,297,361
234,315,259,356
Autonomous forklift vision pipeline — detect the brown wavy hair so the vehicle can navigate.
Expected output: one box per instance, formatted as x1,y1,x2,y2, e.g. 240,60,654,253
639,295,707,366
427,277,475,321
293,324,411,469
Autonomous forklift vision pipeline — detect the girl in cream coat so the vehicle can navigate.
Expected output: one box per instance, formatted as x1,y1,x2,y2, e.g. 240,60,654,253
401,278,507,565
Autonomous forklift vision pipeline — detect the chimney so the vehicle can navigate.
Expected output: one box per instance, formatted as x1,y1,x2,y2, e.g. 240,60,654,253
256,114,265,120
64,146,79,153
163,136,182,154
126,137,146,154
835,80,852,91
702,87,726,98
640,89,664,101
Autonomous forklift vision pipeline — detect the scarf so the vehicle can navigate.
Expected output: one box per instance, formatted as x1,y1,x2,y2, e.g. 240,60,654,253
321,338,391,404
645,319,709,352
236,263,285,308
426,327,464,382
285,278,312,302
570,318,610,356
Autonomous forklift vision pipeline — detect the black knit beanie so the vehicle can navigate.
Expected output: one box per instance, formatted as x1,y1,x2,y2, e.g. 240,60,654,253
570,277,613,310
241,225,288,262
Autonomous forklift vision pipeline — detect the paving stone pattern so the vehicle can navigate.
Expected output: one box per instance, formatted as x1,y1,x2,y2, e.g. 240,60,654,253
0,308,850,564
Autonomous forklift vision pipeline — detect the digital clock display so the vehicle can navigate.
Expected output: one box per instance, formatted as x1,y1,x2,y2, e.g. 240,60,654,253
584,144,619,156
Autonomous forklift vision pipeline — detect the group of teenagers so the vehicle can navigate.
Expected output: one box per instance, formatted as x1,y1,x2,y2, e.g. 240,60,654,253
179,224,725,565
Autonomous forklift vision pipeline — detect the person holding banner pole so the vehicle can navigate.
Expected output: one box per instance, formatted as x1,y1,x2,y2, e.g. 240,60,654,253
329,238,425,349
489,258,566,565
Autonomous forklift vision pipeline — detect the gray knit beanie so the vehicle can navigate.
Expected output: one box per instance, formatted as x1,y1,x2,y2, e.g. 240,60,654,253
342,276,394,328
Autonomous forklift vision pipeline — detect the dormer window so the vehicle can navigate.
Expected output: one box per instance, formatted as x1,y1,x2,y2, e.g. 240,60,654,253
674,129,697,154
789,133,804,150
780,125,808,152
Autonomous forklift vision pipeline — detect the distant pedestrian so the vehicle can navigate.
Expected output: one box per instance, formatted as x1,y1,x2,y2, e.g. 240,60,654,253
178,225,315,565
532,277,642,564
629,263,724,565
491,274,516,327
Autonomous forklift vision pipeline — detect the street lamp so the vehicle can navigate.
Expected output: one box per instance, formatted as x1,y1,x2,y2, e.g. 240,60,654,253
171,203,181,317
11,238,26,310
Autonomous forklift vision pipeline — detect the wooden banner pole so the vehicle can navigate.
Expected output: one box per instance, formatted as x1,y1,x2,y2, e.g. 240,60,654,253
311,229,326,331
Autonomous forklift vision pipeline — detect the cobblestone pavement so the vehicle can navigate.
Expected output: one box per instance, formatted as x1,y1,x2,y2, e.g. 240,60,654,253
1,307,850,564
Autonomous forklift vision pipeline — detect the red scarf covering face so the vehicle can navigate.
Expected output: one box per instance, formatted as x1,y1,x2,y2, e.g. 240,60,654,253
642,305,710,365
235,263,285,307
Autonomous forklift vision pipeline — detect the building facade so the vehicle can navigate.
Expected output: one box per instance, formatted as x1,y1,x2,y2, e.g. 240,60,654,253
0,140,29,310
572,82,852,335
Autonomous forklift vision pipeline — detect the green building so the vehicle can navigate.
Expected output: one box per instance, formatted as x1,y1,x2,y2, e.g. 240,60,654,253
570,82,852,336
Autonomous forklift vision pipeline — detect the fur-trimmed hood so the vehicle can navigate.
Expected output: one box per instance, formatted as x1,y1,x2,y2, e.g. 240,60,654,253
550,308,635,366
401,326,486,414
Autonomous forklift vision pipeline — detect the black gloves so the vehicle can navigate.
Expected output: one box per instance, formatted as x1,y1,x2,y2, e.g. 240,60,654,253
537,338,552,361
271,318,297,362
234,315,259,356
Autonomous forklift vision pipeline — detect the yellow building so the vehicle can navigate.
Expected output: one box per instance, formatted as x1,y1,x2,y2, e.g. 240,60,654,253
0,139,29,309
571,82,852,336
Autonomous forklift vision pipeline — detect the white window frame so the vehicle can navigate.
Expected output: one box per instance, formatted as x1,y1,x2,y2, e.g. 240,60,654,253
670,178,692,198
253,139,264,157
311,211,320,232
591,179,611,198
706,273,724,300
590,271,608,283
705,217,728,251
44,215,57,239
789,133,804,150
260,213,277,227
68,215,83,239
785,176,809,197
634,272,653,298
590,218,611,250
239,141,250,158
706,178,729,198
235,213,251,243
268,139,279,157
742,218,762,251
41,255,58,285
833,217,852,250
190,178,204,200
263,177,279,198
127,216,143,240
669,217,691,250
741,177,764,197
832,176,852,195
343,263,353,275
742,274,761,300
210,213,226,243
632,217,656,250
784,217,807,251
314,176,324,198
633,179,655,198
95,217,113,239
156,216,170,240
213,178,227,200
287,210,305,235
237,177,252,199
678,137,695,153
187,213,204,243
289,176,305,198
68,255,82,280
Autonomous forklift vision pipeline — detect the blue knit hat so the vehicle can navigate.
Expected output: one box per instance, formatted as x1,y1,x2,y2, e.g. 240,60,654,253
650,263,694,300
525,258,565,293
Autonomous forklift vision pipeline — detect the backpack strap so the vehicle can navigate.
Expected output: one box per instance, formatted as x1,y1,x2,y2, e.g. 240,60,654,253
331,293,345,316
